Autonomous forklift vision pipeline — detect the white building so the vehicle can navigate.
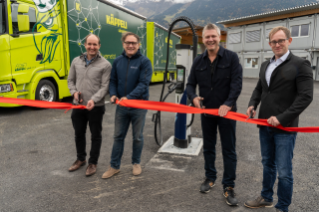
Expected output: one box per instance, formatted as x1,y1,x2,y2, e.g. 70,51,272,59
217,3,319,80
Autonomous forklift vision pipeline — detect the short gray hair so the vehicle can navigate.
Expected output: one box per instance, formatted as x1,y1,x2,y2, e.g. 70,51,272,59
203,23,221,37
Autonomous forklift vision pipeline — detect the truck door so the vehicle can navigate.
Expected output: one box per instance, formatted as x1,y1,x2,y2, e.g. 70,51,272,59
0,0,12,85
9,1,45,86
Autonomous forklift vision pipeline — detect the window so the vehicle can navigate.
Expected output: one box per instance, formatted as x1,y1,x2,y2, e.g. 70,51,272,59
291,24,309,37
0,1,6,34
264,57,271,62
11,3,37,34
229,32,241,44
245,58,259,69
300,24,309,36
246,30,261,43
265,28,272,39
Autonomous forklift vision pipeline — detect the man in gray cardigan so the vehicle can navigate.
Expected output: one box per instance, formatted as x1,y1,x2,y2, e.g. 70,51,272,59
67,34,112,176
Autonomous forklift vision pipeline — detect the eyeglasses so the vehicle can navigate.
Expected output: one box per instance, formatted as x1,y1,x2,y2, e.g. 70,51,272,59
124,41,138,46
269,38,289,46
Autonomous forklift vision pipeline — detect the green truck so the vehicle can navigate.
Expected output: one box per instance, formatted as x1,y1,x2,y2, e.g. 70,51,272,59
0,0,180,107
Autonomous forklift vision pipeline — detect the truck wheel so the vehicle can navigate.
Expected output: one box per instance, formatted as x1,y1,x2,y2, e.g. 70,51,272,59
35,80,57,102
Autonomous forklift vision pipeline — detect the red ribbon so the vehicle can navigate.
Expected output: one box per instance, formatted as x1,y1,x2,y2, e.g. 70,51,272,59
0,97,86,111
117,99,319,133
1,97,318,133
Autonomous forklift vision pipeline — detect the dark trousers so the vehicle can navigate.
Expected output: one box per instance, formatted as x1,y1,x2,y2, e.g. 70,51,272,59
201,114,237,188
71,106,105,165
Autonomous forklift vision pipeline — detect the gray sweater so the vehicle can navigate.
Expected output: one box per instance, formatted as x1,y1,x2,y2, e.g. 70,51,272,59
68,52,112,106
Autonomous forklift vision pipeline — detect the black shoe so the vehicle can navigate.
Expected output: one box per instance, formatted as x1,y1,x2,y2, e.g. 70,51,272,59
200,178,215,193
223,187,238,206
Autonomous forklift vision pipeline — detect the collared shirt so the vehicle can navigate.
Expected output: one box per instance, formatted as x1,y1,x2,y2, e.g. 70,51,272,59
265,50,290,86
206,49,220,84
84,54,98,66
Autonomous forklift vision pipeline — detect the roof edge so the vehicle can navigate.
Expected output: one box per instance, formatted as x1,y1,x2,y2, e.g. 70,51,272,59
217,2,319,25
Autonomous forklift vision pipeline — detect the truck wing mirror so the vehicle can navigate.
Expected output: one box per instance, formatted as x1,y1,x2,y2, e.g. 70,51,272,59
18,15,30,32
18,4,29,13
17,4,30,33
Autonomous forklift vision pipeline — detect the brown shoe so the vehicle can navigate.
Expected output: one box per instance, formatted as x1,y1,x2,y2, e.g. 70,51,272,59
68,160,86,172
244,196,274,208
132,164,142,176
102,167,120,179
86,164,97,176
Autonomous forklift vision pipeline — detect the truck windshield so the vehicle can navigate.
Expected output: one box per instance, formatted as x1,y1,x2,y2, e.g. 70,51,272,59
0,0,6,34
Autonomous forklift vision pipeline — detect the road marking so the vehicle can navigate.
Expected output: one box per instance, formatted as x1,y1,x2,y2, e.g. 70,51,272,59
149,166,185,172
93,192,112,199
146,155,189,172
93,187,136,199
51,170,73,178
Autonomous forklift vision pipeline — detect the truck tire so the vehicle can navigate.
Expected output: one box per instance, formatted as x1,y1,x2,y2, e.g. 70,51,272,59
35,80,57,102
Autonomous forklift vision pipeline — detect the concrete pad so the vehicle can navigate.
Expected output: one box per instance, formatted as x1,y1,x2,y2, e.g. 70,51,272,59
158,136,203,156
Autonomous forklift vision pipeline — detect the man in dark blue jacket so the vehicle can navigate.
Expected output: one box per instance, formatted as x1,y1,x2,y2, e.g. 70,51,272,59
102,32,152,179
187,23,242,206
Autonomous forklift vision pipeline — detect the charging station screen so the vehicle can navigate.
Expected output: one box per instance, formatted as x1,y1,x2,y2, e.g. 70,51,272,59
177,69,184,82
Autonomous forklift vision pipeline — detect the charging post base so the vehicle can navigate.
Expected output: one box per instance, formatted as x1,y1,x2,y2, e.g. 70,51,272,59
159,136,202,156
174,136,190,148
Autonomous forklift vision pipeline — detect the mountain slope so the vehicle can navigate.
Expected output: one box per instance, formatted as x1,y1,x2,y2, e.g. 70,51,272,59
125,0,174,18
125,0,317,27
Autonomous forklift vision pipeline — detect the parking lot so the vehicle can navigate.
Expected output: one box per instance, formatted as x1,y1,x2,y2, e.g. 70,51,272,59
0,78,318,212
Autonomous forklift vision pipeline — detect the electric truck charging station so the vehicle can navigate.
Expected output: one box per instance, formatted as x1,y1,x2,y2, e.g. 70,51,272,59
153,16,203,156
157,44,203,155
173,44,193,148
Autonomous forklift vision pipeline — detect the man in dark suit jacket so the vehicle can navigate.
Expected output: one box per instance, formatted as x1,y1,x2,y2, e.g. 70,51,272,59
244,26,313,212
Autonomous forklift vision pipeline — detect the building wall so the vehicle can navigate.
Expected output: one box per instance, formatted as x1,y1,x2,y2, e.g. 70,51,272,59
226,15,318,80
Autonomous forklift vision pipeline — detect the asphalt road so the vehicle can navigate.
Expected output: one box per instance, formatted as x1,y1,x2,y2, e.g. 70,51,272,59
0,78,318,212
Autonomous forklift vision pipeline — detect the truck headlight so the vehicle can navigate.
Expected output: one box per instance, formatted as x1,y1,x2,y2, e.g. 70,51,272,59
0,84,13,93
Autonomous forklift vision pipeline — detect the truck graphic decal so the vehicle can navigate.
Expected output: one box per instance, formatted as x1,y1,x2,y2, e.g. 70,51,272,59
137,23,147,56
32,0,61,64
67,0,101,53
33,0,58,13
15,64,27,72
154,28,165,67
67,0,147,64
106,14,127,29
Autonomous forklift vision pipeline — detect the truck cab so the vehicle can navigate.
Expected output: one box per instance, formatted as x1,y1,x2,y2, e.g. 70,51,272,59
0,0,70,107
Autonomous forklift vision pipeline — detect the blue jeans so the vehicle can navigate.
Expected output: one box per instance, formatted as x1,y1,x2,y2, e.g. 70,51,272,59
201,115,237,189
110,105,147,169
259,127,297,212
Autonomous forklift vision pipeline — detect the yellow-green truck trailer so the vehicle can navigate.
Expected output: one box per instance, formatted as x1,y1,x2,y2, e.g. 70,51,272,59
147,22,181,83
0,0,179,107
